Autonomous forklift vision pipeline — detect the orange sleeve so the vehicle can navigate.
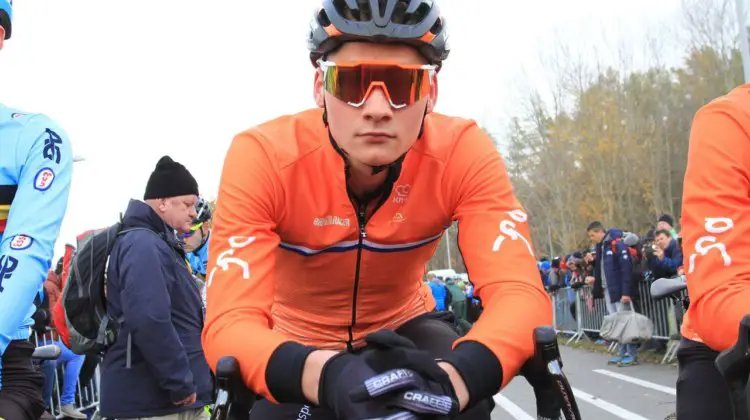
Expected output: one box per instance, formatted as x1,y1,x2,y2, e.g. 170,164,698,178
201,132,315,404
682,99,750,352
442,124,552,401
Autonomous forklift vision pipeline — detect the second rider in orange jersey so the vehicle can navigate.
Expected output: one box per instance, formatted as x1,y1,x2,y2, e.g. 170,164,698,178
679,84,750,419
202,1,552,419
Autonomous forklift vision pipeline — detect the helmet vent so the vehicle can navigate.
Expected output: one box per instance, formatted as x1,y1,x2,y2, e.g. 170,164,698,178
317,9,331,27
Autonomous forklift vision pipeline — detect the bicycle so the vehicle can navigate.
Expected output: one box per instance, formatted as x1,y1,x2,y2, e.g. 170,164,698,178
715,314,750,420
32,344,62,362
210,326,583,420
649,275,688,420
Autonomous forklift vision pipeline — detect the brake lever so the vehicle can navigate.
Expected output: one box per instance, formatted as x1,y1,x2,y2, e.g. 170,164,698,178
715,314,750,420
210,357,239,420
210,356,255,420
521,326,582,420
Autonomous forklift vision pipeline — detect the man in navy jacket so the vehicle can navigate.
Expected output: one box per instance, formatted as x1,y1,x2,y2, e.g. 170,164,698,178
100,156,213,420
648,229,684,280
587,221,638,366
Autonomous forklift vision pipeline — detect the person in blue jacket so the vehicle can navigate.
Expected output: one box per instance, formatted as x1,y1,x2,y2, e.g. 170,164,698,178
0,2,74,418
648,229,683,280
426,273,448,311
185,197,212,311
185,197,212,280
100,156,212,420
587,221,637,366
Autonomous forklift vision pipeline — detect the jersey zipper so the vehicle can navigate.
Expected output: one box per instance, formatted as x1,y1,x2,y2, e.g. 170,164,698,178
344,167,399,351
347,202,368,352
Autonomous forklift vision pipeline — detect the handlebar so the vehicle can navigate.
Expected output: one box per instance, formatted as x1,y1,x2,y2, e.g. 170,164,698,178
649,275,687,300
210,325,582,420
210,356,256,420
32,344,62,361
521,326,582,420
715,314,750,420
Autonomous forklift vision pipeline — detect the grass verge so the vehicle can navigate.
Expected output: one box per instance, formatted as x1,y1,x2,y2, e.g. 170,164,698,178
557,333,678,367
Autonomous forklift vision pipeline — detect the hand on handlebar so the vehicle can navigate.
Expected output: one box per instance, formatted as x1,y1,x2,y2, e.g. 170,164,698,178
351,330,461,418
319,351,419,420
319,330,460,420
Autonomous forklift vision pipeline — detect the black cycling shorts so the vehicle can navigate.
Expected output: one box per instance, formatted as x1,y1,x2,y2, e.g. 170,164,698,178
249,312,494,420
676,338,733,420
0,339,45,420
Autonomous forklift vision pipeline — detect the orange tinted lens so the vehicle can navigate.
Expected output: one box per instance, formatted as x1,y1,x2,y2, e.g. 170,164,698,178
323,63,432,108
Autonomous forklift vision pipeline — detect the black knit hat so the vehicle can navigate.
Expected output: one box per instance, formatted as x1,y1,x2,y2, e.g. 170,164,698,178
658,213,674,227
143,156,199,200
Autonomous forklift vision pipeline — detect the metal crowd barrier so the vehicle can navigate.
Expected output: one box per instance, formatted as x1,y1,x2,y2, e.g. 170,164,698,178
550,283,688,363
31,329,101,419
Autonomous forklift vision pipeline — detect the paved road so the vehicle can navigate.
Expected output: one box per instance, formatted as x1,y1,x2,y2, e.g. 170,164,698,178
491,345,677,419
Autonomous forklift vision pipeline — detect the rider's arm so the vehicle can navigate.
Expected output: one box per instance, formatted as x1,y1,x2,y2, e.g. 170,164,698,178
682,96,750,352
440,123,552,405
202,132,316,404
0,117,72,356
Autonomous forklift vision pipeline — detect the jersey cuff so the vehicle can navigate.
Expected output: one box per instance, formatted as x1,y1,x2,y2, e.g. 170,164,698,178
265,341,316,404
442,341,503,407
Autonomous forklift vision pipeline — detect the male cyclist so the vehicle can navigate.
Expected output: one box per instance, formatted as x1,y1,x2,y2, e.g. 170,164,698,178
0,2,74,419
203,1,551,419
185,197,213,279
679,85,750,419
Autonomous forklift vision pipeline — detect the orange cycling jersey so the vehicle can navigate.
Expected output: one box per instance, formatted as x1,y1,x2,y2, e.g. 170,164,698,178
681,84,750,352
201,108,551,404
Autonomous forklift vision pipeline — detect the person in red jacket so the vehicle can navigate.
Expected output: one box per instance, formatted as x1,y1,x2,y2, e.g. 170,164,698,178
52,243,75,347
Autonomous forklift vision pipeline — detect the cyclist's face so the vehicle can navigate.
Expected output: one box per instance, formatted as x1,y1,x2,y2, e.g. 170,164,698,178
315,42,437,170
0,27,4,50
184,224,208,251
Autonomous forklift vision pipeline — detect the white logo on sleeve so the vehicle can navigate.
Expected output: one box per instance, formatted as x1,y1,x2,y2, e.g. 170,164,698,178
207,236,256,288
688,217,734,273
492,210,535,257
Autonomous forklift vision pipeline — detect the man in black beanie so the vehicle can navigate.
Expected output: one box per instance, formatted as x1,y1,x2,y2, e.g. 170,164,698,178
657,213,679,239
142,155,201,234
99,156,213,420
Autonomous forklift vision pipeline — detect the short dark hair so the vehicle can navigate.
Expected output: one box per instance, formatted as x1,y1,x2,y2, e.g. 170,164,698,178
587,221,605,233
655,229,672,238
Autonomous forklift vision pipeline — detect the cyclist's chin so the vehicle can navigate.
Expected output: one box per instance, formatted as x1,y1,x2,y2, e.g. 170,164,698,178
353,145,405,167
358,155,401,169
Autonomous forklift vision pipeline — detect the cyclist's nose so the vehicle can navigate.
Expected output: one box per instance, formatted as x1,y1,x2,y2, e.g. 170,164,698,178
361,87,393,122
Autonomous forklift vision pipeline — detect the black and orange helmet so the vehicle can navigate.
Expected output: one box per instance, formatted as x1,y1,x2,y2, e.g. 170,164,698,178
308,0,450,67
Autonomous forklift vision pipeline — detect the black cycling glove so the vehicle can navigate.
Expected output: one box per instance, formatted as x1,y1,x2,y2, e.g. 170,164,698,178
318,351,419,420
350,330,461,418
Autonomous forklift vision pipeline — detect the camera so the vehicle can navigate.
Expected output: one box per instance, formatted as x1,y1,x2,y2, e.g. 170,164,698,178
643,240,658,258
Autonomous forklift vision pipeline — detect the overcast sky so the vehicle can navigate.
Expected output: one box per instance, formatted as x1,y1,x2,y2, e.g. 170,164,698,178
0,0,689,259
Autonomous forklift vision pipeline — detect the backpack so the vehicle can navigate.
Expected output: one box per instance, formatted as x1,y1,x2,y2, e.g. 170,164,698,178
61,221,151,355
610,239,639,262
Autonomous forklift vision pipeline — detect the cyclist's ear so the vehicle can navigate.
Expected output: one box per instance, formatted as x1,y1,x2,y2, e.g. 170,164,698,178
314,69,326,108
427,78,438,113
